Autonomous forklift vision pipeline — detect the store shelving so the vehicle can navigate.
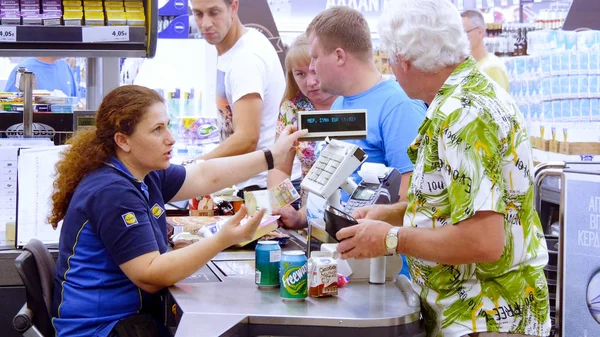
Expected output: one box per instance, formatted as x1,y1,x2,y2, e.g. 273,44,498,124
0,26,151,57
0,0,157,57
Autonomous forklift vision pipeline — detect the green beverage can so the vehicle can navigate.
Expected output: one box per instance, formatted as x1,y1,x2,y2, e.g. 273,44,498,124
280,250,308,301
255,241,281,288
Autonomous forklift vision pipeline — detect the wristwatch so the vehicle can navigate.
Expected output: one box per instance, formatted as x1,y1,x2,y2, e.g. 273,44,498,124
385,226,400,255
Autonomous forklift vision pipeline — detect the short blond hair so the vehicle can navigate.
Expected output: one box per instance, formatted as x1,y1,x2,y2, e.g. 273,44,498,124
281,34,311,104
461,9,485,29
306,6,372,62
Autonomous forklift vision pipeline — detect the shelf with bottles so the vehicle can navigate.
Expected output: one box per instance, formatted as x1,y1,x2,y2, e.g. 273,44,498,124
484,7,571,58
159,88,220,148
485,22,536,57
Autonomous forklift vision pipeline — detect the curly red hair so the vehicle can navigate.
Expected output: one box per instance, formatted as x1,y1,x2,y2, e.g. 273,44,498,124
49,85,165,229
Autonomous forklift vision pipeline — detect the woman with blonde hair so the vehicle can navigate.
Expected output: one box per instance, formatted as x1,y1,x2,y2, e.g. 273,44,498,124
268,34,337,228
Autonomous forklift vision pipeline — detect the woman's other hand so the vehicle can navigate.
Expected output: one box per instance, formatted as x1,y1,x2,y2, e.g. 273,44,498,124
272,205,307,230
215,205,265,247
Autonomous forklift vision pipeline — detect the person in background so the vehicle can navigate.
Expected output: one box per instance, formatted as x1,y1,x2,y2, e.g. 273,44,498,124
342,1,550,336
192,0,285,197
461,9,511,92
267,34,338,213
4,57,78,96
49,85,306,337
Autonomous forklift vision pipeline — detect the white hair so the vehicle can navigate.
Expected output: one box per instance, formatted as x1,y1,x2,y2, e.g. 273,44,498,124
378,0,470,73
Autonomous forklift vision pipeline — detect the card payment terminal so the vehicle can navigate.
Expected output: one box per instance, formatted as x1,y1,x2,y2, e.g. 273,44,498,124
343,164,402,216
324,164,402,241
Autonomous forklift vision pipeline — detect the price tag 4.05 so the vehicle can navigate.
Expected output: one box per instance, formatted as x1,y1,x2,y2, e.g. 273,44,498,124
82,26,130,43
0,27,17,42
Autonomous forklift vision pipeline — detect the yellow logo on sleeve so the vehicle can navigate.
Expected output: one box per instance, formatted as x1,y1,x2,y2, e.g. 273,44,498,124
151,204,164,219
122,212,138,227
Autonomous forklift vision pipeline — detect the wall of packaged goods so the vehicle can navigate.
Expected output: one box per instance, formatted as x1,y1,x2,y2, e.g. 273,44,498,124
506,30,600,163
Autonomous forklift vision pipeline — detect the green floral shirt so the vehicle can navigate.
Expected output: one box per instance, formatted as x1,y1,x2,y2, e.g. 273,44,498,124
404,57,551,337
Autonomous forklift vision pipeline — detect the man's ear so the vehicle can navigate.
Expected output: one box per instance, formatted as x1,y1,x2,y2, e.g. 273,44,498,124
335,48,347,66
230,0,239,16
476,27,485,41
397,55,410,73
114,132,131,153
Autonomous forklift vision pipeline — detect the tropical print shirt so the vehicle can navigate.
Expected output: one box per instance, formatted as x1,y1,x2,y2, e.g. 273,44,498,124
277,93,318,178
404,57,551,337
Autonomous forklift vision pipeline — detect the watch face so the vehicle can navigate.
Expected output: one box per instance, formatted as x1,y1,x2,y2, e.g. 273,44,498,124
386,236,398,249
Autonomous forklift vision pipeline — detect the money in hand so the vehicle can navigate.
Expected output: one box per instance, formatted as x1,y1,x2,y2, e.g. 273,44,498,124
271,178,300,209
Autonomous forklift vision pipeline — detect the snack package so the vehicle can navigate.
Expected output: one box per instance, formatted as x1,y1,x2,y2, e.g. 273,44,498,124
190,195,214,216
308,254,338,297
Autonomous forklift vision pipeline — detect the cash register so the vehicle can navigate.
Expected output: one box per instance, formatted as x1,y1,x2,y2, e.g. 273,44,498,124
298,110,402,284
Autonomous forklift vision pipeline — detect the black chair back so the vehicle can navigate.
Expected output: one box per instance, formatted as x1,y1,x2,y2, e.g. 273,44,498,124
14,239,55,337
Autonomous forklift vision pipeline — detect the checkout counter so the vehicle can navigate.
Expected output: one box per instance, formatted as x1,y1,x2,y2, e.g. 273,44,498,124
165,230,424,337
165,132,425,337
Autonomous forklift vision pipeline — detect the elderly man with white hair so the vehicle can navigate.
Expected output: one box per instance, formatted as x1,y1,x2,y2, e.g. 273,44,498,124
336,0,551,336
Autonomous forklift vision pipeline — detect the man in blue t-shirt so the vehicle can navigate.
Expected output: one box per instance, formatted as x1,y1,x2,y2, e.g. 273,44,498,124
306,7,426,202
305,7,426,278
5,57,78,97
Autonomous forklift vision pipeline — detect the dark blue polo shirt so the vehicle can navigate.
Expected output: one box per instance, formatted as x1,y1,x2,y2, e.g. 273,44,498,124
51,158,186,337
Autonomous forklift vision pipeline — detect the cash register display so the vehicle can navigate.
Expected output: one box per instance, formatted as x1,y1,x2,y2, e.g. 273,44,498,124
352,186,376,201
300,112,366,132
297,110,367,140
73,111,97,132
77,117,95,127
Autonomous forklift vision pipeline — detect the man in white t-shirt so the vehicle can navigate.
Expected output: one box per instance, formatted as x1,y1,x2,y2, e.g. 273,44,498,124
191,0,285,191
461,9,510,92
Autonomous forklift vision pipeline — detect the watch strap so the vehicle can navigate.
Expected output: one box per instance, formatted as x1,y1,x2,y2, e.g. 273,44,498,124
263,149,274,170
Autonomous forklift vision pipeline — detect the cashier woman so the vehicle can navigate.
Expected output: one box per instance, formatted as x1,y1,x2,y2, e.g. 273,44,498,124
48,85,306,337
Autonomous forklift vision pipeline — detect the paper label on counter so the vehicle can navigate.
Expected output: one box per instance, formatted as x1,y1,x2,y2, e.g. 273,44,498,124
82,26,129,42
255,270,261,284
269,250,281,263
0,27,17,42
